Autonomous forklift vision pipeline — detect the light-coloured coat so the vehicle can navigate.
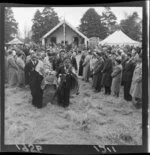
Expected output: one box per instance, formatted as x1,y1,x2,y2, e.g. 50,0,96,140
83,54,91,81
16,57,25,86
130,63,142,99
111,64,122,95
7,55,19,87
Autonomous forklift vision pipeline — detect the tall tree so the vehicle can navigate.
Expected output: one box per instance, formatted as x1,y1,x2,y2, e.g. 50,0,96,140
41,7,59,35
120,12,142,41
101,7,117,34
79,8,107,39
5,7,18,43
31,9,43,43
31,8,59,43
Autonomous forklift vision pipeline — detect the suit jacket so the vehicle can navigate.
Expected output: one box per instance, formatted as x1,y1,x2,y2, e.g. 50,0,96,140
122,59,136,82
93,58,104,75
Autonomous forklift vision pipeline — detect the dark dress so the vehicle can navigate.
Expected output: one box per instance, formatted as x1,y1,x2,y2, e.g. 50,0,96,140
26,60,43,108
56,64,78,107
78,55,85,76
70,56,78,71
122,59,136,101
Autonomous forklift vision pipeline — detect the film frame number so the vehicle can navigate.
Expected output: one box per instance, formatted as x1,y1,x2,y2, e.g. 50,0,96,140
16,144,42,153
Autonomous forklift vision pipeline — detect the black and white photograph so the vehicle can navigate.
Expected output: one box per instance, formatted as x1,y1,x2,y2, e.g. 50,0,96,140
1,1,149,153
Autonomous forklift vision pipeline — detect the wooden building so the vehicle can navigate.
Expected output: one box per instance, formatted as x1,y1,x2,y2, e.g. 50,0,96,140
41,20,89,47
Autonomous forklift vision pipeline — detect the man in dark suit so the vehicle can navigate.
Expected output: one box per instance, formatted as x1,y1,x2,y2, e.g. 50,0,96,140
122,53,136,101
25,52,43,108
101,54,113,95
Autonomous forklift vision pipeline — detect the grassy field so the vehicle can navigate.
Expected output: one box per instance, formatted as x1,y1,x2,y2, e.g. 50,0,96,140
4,78,142,145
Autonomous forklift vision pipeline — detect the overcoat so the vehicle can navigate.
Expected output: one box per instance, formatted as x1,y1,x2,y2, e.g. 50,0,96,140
16,57,25,86
111,64,122,95
7,55,19,87
27,60,43,108
130,63,142,99
83,54,91,81
101,58,113,87
92,57,104,89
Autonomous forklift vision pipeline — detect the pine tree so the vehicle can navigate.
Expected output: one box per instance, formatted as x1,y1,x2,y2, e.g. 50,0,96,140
5,7,18,43
101,7,117,34
79,8,107,39
31,9,44,43
41,7,59,35
31,8,60,44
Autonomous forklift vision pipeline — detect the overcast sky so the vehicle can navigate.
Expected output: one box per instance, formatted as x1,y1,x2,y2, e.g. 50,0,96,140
12,7,142,38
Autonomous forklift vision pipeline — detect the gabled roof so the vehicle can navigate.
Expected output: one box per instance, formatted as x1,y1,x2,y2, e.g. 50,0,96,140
42,20,89,41
6,37,24,45
99,30,141,46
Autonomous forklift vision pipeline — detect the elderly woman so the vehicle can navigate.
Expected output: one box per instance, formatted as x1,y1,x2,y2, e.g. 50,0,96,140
83,51,92,82
7,50,19,87
90,52,98,78
130,53,142,108
111,58,122,97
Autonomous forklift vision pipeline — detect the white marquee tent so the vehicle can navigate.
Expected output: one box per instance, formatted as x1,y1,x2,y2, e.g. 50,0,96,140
99,30,141,47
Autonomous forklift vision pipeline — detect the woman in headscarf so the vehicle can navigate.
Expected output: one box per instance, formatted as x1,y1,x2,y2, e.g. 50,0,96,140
16,52,25,87
7,50,19,87
82,51,92,82
111,58,122,97
130,53,142,108
56,57,79,107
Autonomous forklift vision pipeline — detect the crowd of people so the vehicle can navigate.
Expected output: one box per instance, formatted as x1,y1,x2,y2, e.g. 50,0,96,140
5,44,142,109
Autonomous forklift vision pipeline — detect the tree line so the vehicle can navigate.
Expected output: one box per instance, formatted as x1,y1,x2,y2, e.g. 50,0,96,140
5,7,142,44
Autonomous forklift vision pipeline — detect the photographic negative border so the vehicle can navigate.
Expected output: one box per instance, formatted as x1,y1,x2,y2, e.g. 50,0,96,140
0,1,148,154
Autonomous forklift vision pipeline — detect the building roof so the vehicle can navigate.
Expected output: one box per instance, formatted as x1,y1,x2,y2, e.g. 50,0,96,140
6,37,24,45
99,30,141,46
42,20,89,41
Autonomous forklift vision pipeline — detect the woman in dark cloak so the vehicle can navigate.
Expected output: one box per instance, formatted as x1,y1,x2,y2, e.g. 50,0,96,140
78,54,85,76
55,58,79,108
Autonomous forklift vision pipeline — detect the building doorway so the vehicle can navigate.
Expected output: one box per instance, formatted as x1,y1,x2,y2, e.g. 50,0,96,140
51,37,57,44
74,37,79,46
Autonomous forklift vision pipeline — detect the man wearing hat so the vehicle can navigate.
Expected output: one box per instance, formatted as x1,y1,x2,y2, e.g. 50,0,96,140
92,52,104,92
122,53,136,101
101,54,113,95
